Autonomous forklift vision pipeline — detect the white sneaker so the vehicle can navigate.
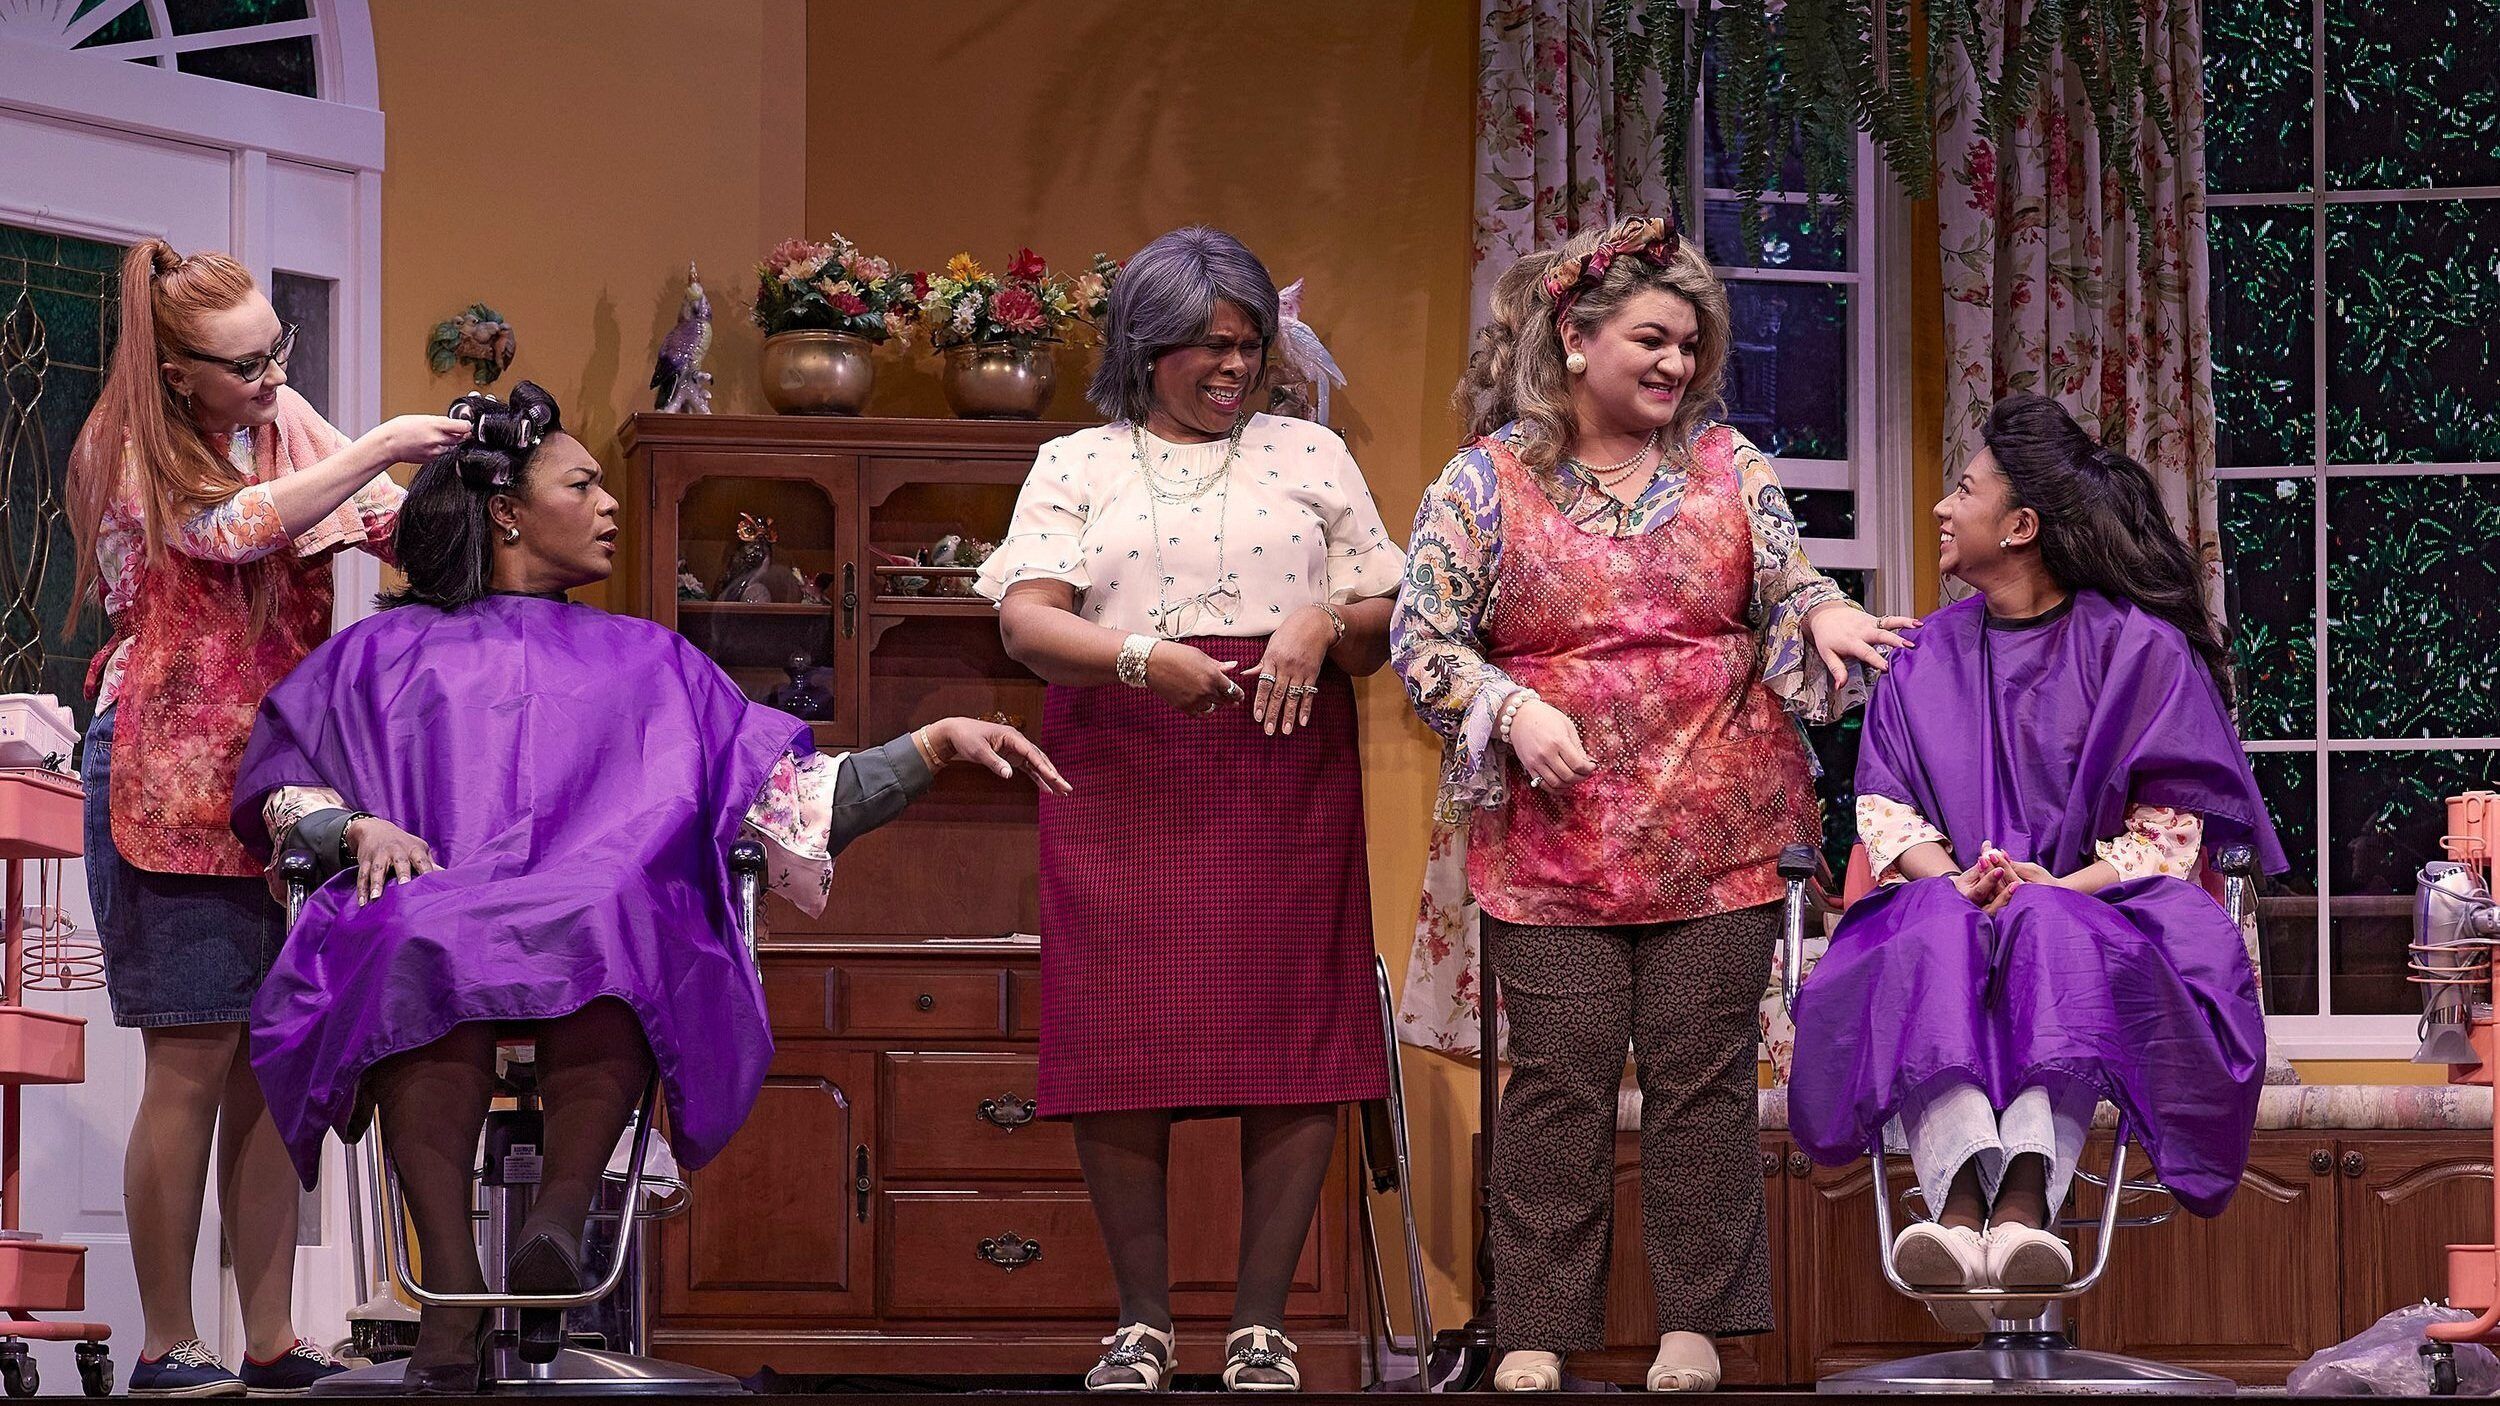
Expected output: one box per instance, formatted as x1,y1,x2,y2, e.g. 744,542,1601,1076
1890,1221,1992,1335
1984,1224,2074,1322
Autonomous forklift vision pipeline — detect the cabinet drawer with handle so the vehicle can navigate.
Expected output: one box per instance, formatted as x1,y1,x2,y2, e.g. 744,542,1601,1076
882,1053,1077,1179
879,1190,1113,1318
837,966,1010,1037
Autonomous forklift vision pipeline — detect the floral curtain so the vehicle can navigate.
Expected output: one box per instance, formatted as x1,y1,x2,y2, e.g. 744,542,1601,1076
1469,0,1677,329
1934,0,2221,609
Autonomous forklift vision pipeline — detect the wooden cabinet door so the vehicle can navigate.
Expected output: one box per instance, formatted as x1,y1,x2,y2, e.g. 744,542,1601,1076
2337,1133,2495,1337
658,1046,875,1320
1790,1153,1968,1378
1165,1113,1346,1321
1578,1132,1794,1387
2076,1132,2338,1384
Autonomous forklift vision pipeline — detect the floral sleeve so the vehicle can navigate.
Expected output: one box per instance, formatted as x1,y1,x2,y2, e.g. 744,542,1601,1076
264,785,348,854
1730,431,1858,723
1390,446,1529,813
742,751,842,918
2097,805,2204,882
1858,794,1947,885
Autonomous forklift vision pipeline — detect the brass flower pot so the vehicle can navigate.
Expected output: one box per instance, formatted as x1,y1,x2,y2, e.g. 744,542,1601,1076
940,343,1057,419
760,330,876,415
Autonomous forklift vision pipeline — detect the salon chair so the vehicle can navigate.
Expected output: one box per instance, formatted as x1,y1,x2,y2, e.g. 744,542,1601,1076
294,841,768,1397
1776,841,2260,1395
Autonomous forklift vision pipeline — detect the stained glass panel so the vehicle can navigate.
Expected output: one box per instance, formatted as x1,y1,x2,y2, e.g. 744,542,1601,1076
2326,0,2500,190
2326,200,2500,464
2208,206,2313,469
0,225,121,729
2326,475,2500,739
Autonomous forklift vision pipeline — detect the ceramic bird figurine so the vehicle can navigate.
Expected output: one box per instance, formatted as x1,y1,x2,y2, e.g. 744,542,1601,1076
1272,279,1345,425
652,262,715,414
427,304,517,387
714,513,800,603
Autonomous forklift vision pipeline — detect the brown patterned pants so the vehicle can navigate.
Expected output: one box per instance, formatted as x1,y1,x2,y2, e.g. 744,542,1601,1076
1486,904,1777,1350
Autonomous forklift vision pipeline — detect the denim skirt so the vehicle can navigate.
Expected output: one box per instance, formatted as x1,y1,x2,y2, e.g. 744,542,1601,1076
81,706,285,1028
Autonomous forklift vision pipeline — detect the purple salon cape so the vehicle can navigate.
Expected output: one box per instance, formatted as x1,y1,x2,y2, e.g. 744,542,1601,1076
1787,591,2286,1216
232,595,809,1186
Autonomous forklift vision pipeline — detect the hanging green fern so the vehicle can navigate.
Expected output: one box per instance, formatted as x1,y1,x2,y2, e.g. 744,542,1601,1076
1599,0,2188,268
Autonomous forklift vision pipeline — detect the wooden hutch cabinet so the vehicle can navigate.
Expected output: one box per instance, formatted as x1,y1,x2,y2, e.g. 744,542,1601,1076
617,414,1370,1388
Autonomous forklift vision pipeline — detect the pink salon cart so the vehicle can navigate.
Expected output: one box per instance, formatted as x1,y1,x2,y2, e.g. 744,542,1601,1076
0,768,110,1397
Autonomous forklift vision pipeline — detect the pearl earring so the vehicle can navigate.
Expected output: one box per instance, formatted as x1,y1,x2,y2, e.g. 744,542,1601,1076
1564,351,1588,375
1999,537,2013,549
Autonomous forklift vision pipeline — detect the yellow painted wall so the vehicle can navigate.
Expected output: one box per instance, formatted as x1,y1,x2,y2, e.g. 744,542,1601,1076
807,0,1486,1330
371,0,809,610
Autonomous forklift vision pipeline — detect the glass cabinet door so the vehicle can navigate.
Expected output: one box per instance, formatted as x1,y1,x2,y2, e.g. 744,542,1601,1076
658,458,859,746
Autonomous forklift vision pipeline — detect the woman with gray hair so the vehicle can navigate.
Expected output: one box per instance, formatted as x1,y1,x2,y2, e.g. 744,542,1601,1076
977,226,1401,1392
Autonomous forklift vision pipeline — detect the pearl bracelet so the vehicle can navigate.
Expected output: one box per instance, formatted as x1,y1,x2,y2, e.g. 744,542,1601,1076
1115,633,1159,688
1497,689,1539,744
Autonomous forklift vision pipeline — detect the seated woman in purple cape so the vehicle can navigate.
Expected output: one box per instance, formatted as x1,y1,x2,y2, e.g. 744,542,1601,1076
228,382,1066,1393
1787,393,2285,1325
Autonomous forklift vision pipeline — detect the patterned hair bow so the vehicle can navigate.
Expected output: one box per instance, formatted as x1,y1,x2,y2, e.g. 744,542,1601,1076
1541,215,1681,321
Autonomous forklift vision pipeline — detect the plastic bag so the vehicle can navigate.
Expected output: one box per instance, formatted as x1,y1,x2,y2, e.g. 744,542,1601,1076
2289,1302,2500,1396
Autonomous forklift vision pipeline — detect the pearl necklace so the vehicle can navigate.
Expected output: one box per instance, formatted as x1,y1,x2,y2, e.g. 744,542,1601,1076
1567,427,1660,481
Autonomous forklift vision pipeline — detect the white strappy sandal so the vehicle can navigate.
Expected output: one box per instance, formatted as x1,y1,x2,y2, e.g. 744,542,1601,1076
1221,1326,1300,1392
1492,1349,1563,1391
1086,1323,1176,1392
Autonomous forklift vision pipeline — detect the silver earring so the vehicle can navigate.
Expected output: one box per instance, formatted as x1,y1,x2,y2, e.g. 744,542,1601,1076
1564,351,1588,375
504,526,520,544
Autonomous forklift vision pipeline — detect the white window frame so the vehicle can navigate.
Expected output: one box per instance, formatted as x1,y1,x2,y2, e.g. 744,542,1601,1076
1680,74,1920,618
2205,0,2500,1056
0,0,386,627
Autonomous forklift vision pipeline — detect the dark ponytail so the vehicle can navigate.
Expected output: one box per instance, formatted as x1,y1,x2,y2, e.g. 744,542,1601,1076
379,381,562,611
1982,393,2237,707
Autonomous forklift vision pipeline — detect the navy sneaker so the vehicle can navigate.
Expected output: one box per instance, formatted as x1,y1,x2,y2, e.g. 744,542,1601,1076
127,1340,245,1397
238,1340,348,1395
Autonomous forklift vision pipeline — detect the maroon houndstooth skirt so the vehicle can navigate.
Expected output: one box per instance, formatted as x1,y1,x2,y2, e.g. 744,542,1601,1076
1034,635,1389,1117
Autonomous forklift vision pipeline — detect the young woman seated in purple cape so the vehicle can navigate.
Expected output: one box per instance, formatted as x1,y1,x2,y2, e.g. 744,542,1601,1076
1787,392,2284,1326
228,382,1067,1393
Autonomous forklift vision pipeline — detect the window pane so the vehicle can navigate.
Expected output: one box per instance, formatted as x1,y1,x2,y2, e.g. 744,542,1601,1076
1701,44,1853,195
2209,206,2314,468
175,35,316,96
163,0,309,34
1722,282,1847,460
0,224,122,730
269,272,334,423
2201,0,2314,193
1785,489,1855,539
1703,197,1849,272
2326,1,2500,190
2250,749,2319,1014
2326,200,2500,464
2328,748,2500,1013
2326,474,2500,738
2221,478,2315,741
73,0,152,47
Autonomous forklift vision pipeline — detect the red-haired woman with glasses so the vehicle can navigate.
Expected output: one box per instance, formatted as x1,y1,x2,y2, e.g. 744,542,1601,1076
65,240,468,1397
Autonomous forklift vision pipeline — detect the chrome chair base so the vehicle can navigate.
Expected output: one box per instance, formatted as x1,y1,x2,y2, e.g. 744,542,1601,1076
1818,1333,2236,1395
309,1345,747,1396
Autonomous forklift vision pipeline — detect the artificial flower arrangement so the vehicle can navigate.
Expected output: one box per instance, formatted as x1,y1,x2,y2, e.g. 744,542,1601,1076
751,233,925,344
921,248,1119,350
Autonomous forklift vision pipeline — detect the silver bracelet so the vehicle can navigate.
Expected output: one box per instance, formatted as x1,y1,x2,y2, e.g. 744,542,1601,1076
1115,633,1159,688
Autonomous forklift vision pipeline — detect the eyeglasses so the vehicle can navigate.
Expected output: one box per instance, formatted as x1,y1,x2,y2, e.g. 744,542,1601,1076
180,323,298,384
